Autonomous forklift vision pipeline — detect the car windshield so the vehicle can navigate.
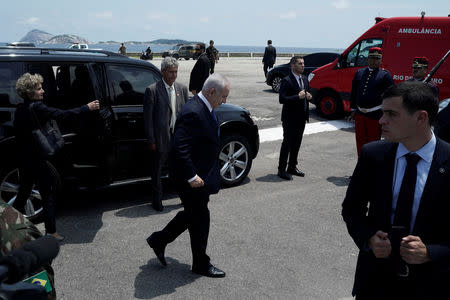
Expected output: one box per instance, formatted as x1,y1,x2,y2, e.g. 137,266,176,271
171,46,178,50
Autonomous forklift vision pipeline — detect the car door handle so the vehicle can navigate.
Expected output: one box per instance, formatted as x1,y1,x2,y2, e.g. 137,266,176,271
127,120,137,125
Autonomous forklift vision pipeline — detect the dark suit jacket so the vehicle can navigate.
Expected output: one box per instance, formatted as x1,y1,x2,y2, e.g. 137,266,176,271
342,139,450,298
262,45,276,65
170,95,221,195
143,80,188,153
189,53,210,93
279,72,310,124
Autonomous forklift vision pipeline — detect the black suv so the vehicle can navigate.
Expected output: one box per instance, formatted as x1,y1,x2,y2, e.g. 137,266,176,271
0,47,259,222
266,52,339,93
162,44,196,60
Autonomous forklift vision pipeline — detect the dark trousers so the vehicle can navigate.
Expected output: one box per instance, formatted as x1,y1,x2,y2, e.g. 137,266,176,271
150,151,168,205
209,60,215,74
263,63,274,78
158,186,211,269
278,121,305,171
16,160,57,234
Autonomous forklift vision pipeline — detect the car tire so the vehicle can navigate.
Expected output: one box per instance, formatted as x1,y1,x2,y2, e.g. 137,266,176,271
316,91,343,119
0,161,61,224
271,76,283,93
218,134,253,187
184,57,190,60
173,54,179,60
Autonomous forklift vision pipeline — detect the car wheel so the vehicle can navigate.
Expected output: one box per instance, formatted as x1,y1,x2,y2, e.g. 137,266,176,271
184,57,189,60
173,54,179,60
317,91,343,119
218,135,253,187
0,162,61,224
271,76,283,93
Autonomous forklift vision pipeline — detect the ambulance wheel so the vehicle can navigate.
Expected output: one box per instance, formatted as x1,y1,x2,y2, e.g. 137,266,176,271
317,91,343,119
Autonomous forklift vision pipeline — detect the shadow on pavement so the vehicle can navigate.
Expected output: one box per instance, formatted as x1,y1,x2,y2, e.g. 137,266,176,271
255,173,287,182
327,176,351,187
115,200,182,218
134,258,200,299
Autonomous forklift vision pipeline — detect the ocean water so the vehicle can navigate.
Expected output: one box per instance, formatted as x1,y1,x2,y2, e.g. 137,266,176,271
31,43,344,54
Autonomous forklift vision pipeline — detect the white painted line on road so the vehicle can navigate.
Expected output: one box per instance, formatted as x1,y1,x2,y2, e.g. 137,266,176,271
259,120,354,143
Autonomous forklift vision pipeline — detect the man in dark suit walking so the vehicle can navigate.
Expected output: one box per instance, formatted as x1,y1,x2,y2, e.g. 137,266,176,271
144,57,188,211
262,40,276,78
146,73,230,278
342,81,450,299
277,56,312,180
189,43,210,95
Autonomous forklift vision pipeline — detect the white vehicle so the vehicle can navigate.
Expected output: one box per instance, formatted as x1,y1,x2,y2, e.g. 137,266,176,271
68,43,88,50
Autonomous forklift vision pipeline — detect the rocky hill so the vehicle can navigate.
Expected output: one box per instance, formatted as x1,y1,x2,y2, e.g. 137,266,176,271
44,34,90,44
20,29,54,44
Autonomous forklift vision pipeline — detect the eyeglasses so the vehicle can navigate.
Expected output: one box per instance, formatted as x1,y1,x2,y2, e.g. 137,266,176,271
195,48,200,51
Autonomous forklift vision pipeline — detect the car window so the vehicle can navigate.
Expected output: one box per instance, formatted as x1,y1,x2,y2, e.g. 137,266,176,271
345,38,383,68
0,62,24,107
106,64,160,106
27,63,96,109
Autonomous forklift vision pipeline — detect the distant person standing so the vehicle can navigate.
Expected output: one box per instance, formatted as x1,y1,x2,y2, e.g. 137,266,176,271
262,40,276,78
350,47,394,156
408,57,439,97
277,56,312,180
206,40,219,74
143,57,188,212
189,43,210,95
119,43,127,55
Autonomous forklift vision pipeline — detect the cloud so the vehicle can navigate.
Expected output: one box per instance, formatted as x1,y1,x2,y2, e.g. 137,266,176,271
331,0,350,9
279,11,297,20
95,11,113,19
21,17,40,25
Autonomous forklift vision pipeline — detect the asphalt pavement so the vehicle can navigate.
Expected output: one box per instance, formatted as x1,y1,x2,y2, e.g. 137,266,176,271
47,57,359,299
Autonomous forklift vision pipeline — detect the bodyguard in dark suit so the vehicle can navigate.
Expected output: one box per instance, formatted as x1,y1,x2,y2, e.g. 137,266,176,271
143,57,188,211
277,56,312,180
262,40,276,78
342,81,450,299
189,43,210,95
147,73,230,278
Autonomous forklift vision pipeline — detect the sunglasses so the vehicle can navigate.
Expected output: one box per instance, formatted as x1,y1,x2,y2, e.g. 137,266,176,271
195,48,201,51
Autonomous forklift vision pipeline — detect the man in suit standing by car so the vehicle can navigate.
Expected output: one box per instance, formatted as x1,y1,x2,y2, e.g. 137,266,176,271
144,57,188,211
262,40,276,78
146,73,229,278
189,43,210,95
342,81,450,299
277,56,312,180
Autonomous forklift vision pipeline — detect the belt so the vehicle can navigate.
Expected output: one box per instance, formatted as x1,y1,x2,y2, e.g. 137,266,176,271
357,105,381,113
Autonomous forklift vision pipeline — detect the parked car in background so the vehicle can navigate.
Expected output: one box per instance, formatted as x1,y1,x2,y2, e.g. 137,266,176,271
68,43,89,50
0,46,259,223
7,42,35,47
266,52,339,93
162,44,196,60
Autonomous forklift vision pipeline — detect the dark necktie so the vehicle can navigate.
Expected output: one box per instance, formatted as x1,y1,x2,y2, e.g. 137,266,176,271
393,153,421,232
211,109,220,136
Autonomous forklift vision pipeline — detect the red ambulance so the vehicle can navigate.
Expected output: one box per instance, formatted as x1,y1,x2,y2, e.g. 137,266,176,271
308,15,450,119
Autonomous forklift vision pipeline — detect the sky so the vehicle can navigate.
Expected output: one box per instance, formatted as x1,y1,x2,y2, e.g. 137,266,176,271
1,0,448,48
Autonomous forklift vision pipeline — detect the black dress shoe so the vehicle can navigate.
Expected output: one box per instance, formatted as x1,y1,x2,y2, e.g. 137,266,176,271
192,264,226,278
287,167,305,177
152,200,163,212
277,170,292,180
146,233,167,266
